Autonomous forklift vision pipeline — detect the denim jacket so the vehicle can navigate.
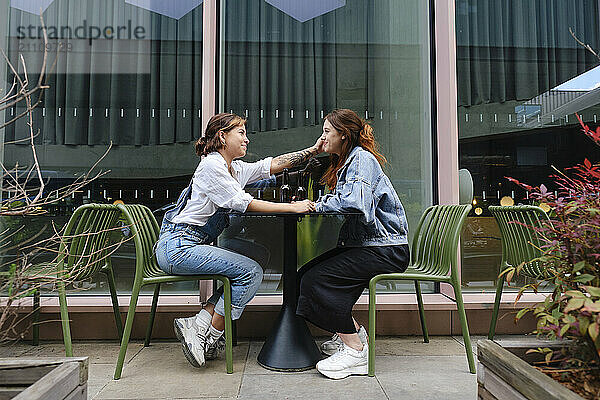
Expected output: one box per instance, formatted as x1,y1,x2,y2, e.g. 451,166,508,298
315,146,408,247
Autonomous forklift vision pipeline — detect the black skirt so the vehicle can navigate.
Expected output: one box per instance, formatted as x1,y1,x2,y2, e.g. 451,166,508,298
296,244,409,334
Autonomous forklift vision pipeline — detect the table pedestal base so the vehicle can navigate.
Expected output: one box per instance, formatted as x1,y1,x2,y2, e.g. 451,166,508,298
257,305,322,371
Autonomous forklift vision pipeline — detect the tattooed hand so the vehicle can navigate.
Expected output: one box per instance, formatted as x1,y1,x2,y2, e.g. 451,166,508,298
270,141,322,174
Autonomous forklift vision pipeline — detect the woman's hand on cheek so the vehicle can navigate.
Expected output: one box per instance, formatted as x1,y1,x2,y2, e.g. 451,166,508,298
312,136,325,154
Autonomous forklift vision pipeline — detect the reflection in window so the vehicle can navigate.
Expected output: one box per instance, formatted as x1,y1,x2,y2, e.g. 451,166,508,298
224,0,433,293
2,0,204,295
6,1,203,147
456,0,600,289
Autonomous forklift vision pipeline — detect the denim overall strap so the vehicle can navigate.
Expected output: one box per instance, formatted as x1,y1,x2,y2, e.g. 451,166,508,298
160,181,231,243
160,181,194,233
197,208,231,243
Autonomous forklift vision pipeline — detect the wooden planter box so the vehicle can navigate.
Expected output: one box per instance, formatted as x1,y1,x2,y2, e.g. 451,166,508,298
0,357,88,400
477,339,583,400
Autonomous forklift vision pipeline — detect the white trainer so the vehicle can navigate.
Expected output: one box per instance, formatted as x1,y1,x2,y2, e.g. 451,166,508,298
174,314,210,367
320,326,368,356
205,334,226,360
316,342,368,379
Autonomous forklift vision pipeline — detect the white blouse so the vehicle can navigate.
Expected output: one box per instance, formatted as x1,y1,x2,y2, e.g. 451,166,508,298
173,152,273,227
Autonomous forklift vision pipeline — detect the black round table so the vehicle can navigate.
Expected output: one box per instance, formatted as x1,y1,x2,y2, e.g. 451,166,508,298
255,214,322,371
236,211,357,371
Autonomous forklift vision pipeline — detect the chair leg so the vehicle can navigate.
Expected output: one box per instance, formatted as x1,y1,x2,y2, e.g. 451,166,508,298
488,274,505,340
215,279,237,347
452,282,476,374
368,280,377,377
58,282,73,357
223,279,233,374
114,282,142,380
144,284,161,347
104,268,123,338
414,280,429,343
232,320,238,347
32,290,40,346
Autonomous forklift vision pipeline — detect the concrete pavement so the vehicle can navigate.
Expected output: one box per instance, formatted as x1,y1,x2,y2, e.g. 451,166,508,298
3,335,483,399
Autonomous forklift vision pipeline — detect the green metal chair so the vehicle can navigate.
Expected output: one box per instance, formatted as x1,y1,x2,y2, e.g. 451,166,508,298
487,205,550,340
113,204,233,380
368,204,476,376
28,203,124,354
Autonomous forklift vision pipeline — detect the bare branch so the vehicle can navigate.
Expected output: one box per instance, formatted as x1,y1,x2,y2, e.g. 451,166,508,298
0,14,119,343
569,27,600,61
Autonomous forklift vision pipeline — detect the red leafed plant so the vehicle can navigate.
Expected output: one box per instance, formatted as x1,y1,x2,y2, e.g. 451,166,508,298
576,113,600,146
505,113,600,371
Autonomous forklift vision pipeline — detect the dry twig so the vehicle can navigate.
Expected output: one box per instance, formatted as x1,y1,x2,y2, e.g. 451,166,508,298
569,27,600,61
0,14,121,344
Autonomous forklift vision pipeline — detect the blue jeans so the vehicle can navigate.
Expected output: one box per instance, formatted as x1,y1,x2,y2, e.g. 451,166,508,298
155,223,263,320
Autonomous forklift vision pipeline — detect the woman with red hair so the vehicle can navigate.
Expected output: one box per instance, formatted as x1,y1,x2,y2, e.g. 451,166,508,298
296,109,410,379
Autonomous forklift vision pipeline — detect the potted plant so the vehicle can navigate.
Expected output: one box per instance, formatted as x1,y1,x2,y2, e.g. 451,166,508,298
477,28,600,399
478,109,600,400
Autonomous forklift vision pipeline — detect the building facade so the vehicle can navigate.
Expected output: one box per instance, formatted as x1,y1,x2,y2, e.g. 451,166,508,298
2,0,600,335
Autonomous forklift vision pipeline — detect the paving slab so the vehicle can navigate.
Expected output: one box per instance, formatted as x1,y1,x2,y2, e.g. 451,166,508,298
95,342,249,399
92,393,236,400
20,341,144,364
244,341,322,375
0,342,36,357
238,370,387,400
88,363,115,400
375,355,477,400
492,334,558,346
69,337,509,399
452,334,542,355
375,335,465,356
452,334,486,355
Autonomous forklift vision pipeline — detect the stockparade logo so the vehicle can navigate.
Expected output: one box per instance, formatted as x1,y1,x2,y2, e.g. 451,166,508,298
17,20,146,45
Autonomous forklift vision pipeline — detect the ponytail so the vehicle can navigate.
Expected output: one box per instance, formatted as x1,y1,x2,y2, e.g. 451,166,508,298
195,136,209,156
194,113,246,156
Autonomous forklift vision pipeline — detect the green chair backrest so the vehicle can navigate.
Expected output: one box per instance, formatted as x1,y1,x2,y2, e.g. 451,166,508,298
488,205,550,278
59,204,122,280
117,204,163,279
411,204,472,277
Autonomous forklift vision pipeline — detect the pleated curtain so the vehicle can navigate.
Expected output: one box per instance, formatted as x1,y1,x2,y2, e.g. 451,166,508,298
225,0,340,134
224,0,404,134
5,0,203,145
456,0,600,107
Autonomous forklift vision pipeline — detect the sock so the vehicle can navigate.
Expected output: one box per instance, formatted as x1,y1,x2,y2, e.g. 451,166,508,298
195,309,212,330
344,342,364,353
208,324,224,340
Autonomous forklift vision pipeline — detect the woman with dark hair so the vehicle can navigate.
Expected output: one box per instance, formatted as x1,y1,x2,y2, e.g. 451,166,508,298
296,108,410,379
155,113,323,368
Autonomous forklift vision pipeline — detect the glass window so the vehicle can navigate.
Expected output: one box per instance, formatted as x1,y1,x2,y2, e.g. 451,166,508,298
2,0,434,297
222,0,433,293
2,0,204,294
456,0,600,289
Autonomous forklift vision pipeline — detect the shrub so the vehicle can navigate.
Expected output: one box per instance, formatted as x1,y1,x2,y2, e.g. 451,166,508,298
507,113,600,367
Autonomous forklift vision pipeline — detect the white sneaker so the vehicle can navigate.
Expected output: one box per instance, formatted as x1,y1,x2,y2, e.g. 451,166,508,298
205,334,226,360
174,315,210,367
316,343,368,379
320,326,368,356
